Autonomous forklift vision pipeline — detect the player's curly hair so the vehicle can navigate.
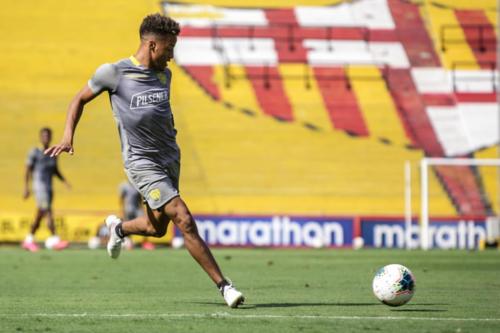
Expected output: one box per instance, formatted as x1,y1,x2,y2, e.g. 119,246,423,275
140,13,180,38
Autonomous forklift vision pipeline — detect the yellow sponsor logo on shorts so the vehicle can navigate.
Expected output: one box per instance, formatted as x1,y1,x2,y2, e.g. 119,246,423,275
149,189,161,201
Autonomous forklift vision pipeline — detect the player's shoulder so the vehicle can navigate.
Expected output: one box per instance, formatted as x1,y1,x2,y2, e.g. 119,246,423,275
28,146,42,155
95,61,121,74
26,147,42,164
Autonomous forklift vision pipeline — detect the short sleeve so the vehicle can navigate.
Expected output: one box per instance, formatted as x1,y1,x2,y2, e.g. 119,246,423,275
26,148,37,168
88,63,120,94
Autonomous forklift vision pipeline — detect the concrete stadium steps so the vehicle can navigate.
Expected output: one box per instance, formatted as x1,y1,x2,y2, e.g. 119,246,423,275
455,9,497,69
278,64,331,130
385,68,442,153
385,70,490,216
474,146,499,214
264,8,308,63
245,66,294,121
213,65,262,114
170,63,456,215
182,66,220,100
388,0,441,67
2,0,495,218
424,2,479,68
434,165,490,216
313,67,369,136
349,66,411,146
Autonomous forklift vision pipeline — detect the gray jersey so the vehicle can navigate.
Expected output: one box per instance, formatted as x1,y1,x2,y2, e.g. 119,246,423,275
88,57,180,169
26,147,57,192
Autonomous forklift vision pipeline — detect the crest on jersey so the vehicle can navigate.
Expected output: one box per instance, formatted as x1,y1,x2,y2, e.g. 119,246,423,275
149,188,161,201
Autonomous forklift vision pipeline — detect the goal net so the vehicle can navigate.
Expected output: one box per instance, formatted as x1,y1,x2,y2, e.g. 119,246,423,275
419,157,500,250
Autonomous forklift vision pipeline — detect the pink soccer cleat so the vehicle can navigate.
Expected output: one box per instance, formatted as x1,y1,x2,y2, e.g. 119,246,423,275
22,241,40,252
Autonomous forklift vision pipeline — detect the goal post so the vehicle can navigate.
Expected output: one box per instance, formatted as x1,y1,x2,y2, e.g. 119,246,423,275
420,157,500,250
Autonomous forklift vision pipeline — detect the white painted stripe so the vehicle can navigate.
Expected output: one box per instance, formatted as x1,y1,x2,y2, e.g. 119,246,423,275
174,37,278,66
304,39,409,68
426,103,499,156
174,37,408,67
411,68,498,93
163,4,268,27
0,313,499,322
296,0,395,29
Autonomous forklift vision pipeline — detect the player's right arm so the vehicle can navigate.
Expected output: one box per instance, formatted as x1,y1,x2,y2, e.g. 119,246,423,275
23,165,33,199
45,63,119,157
23,148,36,199
44,86,99,157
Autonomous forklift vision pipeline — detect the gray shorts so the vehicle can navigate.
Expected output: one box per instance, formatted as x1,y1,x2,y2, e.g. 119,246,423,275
34,188,53,210
125,161,180,210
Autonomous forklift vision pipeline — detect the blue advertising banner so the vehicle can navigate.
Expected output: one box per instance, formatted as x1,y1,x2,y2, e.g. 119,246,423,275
361,218,486,250
190,215,354,248
174,215,488,249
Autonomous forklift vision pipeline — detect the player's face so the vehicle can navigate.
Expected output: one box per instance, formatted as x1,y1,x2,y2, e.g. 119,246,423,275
40,130,51,147
151,34,177,70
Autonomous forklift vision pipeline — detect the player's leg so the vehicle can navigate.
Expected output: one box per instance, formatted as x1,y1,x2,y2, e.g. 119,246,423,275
105,209,166,258
46,209,56,235
22,208,45,251
162,197,244,308
30,208,46,234
161,197,223,283
44,207,69,250
112,197,223,281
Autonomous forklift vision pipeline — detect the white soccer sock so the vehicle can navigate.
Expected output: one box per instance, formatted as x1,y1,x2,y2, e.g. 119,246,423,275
25,234,34,243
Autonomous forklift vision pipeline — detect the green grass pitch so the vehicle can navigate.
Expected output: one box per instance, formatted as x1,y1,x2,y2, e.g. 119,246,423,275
0,248,499,332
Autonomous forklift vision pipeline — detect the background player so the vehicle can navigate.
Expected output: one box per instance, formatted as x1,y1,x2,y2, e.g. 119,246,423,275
23,127,70,251
45,13,244,308
119,180,155,250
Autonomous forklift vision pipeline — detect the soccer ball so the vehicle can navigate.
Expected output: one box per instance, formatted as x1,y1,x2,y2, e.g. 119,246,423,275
352,236,364,250
171,237,184,249
45,235,60,250
87,236,101,250
372,264,415,306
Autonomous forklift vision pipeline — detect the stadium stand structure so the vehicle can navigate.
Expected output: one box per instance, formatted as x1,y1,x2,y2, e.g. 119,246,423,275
0,0,496,218
168,0,498,216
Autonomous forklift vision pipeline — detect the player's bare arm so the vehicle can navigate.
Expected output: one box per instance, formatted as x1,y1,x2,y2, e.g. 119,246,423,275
23,165,33,199
54,165,71,190
44,85,99,157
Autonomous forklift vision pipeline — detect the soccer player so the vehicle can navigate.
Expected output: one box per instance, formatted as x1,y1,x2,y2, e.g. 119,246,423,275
45,13,244,308
23,127,70,251
119,180,155,250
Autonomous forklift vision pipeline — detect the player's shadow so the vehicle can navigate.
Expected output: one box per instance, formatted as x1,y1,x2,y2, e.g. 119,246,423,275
190,302,449,310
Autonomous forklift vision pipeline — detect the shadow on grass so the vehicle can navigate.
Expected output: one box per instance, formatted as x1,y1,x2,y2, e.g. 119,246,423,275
190,301,381,309
189,302,449,311
390,309,448,313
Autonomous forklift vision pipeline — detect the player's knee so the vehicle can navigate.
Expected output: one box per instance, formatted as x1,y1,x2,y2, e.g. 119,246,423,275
152,225,167,238
144,223,167,238
175,214,197,235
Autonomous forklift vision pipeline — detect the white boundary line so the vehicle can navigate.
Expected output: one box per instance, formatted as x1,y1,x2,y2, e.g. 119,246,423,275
0,313,499,322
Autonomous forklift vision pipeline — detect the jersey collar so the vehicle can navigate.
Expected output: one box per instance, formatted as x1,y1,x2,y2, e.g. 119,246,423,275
129,55,142,67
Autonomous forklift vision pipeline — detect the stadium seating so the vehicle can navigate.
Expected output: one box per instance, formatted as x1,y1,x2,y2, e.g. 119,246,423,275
168,0,497,216
1,0,496,218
